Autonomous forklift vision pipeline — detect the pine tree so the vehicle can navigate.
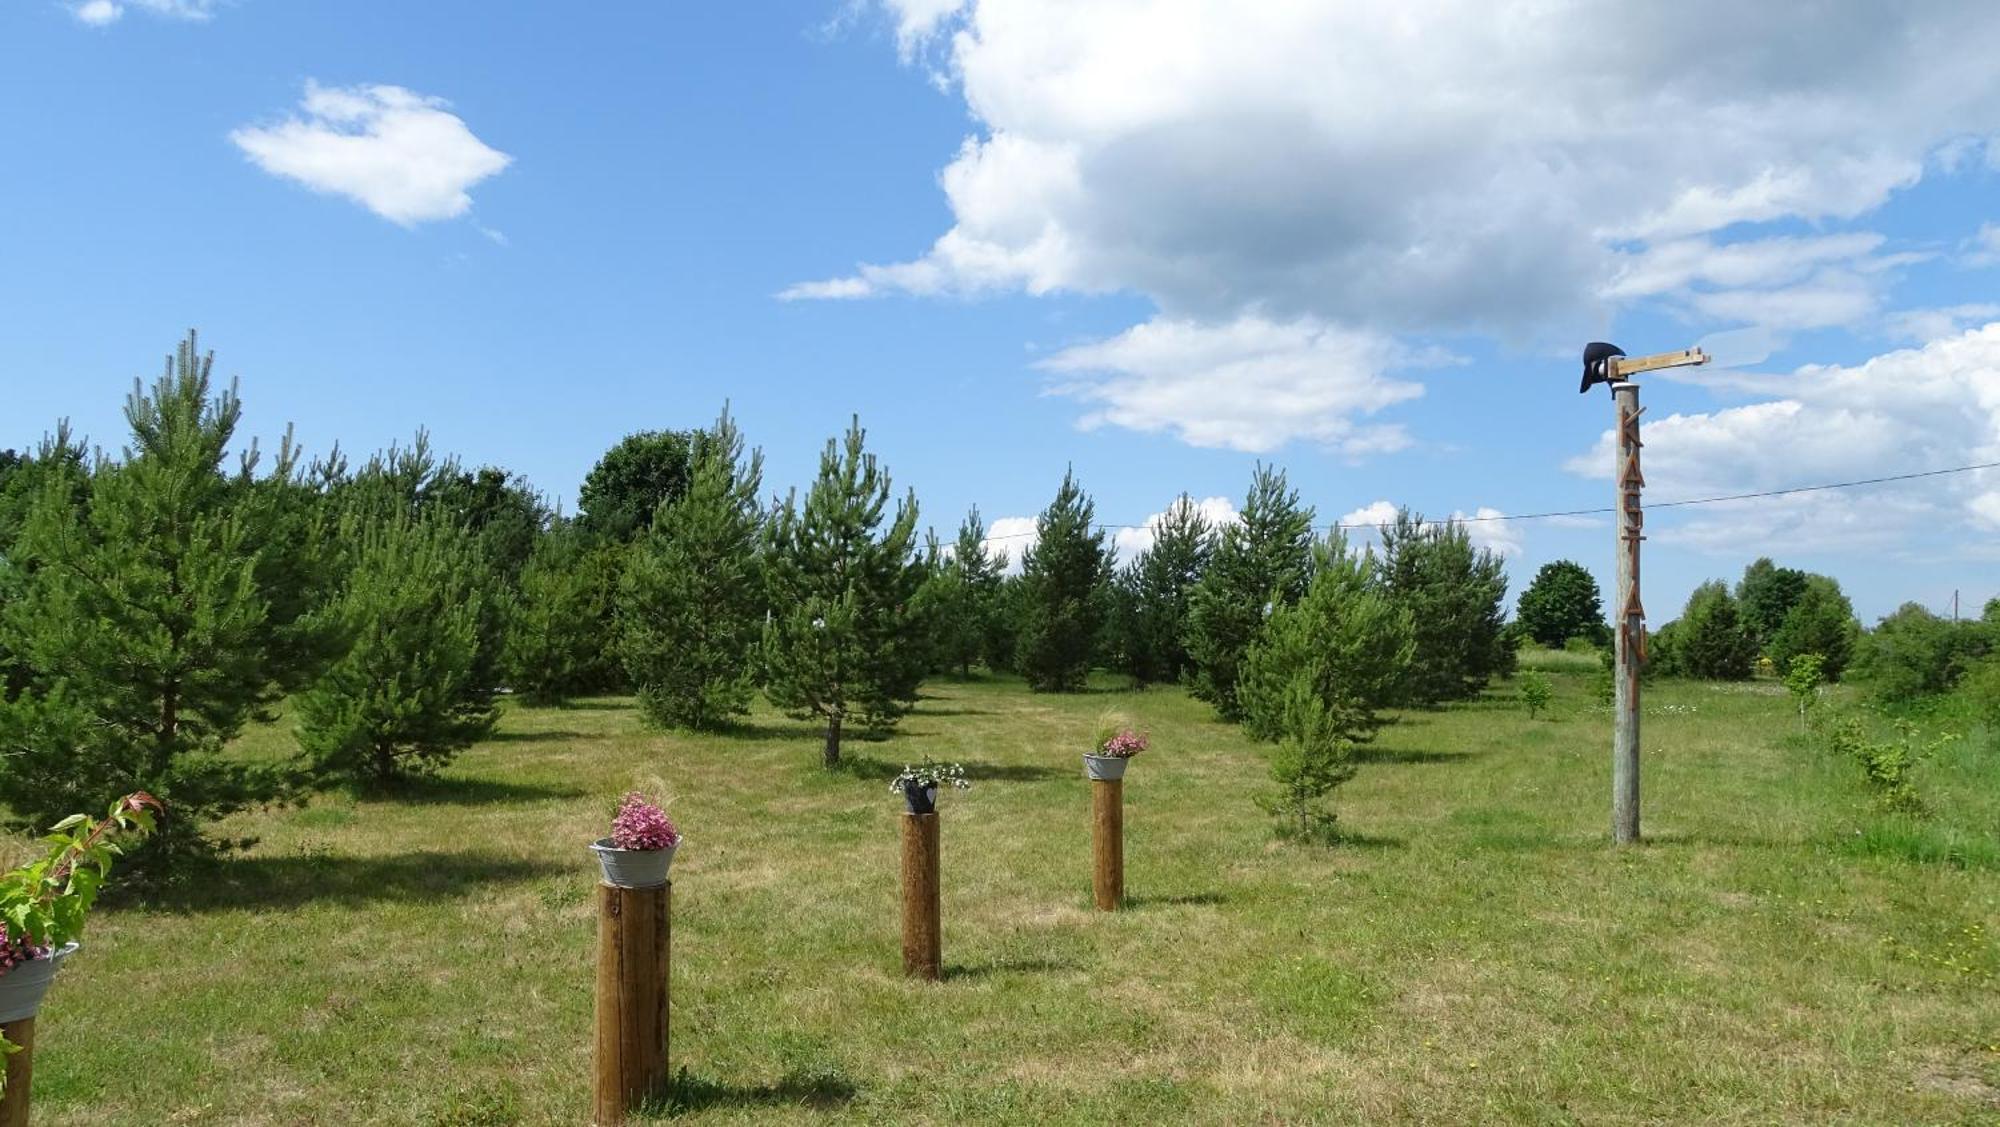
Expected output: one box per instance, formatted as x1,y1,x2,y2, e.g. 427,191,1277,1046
926,507,1007,678
1120,494,1212,686
762,418,925,766
983,574,1025,673
1240,534,1414,841
1017,469,1112,692
295,510,497,784
1376,508,1510,704
0,334,298,865
1239,533,1414,747
1186,466,1316,719
1735,558,1810,652
504,524,620,705
1767,575,1859,680
1674,580,1757,680
620,410,767,730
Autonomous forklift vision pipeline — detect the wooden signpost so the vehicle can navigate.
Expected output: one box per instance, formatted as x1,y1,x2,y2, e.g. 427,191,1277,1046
1603,346,1707,845
900,813,942,980
593,881,670,1125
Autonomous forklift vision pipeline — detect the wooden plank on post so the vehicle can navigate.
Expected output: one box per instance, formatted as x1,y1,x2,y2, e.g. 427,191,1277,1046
0,1017,34,1127
900,813,941,980
1091,777,1123,911
1613,382,1644,845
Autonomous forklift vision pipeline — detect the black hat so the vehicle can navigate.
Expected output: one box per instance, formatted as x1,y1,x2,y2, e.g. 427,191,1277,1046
1580,342,1625,394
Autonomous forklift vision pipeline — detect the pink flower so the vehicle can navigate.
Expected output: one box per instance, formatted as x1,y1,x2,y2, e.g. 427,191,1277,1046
1099,729,1148,758
610,792,680,851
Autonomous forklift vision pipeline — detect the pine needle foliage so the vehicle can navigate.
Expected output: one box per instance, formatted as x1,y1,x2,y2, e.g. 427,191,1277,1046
762,418,925,766
1186,465,1316,719
1017,469,1112,693
620,408,767,730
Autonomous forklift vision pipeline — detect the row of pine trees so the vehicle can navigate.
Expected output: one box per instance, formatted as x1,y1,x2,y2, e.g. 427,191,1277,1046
0,334,1524,866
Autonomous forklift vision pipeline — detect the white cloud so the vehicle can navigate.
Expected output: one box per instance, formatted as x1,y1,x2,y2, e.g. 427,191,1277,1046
1564,323,2000,551
1337,500,1523,558
981,515,1038,574
1965,223,2000,268
231,82,511,226
71,0,219,24
1110,495,1238,565
1038,314,1426,454
1887,304,2000,343
801,3,2000,451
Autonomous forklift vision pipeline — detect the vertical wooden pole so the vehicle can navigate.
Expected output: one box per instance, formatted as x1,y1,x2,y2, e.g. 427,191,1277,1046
593,882,669,1125
1091,777,1124,911
900,813,941,980
1612,380,1645,845
0,1018,34,1127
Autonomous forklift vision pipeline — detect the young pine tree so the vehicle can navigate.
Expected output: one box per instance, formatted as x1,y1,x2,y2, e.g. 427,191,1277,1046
619,410,767,730
1241,535,1414,842
762,418,926,766
1376,508,1511,704
1238,533,1415,748
1119,494,1212,686
930,507,1007,678
504,524,621,706
295,511,498,784
1186,466,1317,719
0,335,298,865
1016,470,1112,692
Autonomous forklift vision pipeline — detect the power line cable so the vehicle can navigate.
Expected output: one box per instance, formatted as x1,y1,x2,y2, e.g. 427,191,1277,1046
974,459,2000,540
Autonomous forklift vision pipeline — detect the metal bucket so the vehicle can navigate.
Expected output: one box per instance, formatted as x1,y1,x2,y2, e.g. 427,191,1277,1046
589,839,678,888
1083,754,1130,781
900,783,939,816
0,942,78,1023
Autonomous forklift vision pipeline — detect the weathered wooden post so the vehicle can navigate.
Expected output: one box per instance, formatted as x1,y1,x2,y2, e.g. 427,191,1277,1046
0,1017,34,1127
593,881,669,1125
900,812,941,980
1091,776,1123,911
1583,343,1707,846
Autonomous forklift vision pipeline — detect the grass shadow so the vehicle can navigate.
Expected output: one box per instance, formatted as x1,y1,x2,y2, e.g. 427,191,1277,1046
1353,747,1479,765
360,774,585,806
1124,891,1229,909
942,956,1079,981
964,762,1070,783
560,699,635,712
482,728,589,744
139,850,568,913
658,1066,859,1115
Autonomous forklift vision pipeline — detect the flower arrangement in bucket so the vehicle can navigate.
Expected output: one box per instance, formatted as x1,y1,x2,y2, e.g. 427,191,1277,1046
0,792,161,1091
589,792,681,889
890,758,969,815
1085,722,1147,781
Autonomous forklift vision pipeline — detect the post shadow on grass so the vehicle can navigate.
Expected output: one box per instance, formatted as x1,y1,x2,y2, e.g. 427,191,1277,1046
137,850,568,913
657,1065,859,1115
825,754,1068,785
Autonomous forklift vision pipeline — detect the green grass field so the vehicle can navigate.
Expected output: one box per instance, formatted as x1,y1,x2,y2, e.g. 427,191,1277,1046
19,663,2000,1124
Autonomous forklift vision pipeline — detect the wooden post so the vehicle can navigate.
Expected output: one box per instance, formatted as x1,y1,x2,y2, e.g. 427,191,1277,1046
0,1018,33,1127
1091,777,1123,911
899,813,941,980
593,882,669,1125
1612,380,1644,846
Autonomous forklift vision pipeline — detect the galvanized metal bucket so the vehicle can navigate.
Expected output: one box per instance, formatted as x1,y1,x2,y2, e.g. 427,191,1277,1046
0,942,78,1023
1083,754,1130,781
589,839,678,888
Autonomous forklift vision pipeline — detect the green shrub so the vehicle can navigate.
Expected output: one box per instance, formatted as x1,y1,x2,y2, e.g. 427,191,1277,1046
1519,671,1553,719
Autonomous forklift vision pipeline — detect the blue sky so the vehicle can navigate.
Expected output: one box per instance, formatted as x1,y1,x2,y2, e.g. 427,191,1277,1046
3,1,1998,623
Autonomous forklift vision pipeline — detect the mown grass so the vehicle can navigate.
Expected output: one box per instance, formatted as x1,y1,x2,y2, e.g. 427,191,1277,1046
19,668,2000,1124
